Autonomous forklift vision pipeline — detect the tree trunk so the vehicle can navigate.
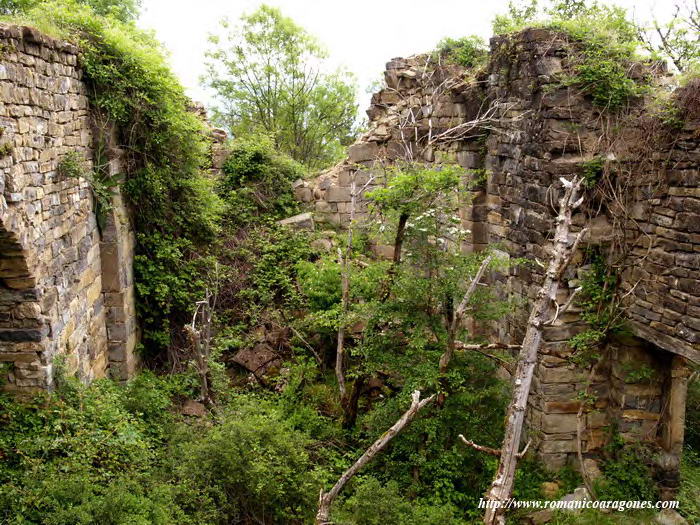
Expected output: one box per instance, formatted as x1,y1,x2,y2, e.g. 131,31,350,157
316,390,435,525
483,177,586,525
380,212,409,302
341,375,366,429
392,213,409,265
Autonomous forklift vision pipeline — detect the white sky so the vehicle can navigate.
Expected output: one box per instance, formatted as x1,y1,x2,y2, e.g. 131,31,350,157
137,0,678,113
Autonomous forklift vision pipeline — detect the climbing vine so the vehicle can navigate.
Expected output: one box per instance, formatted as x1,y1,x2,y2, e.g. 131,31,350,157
569,247,622,363
58,148,120,232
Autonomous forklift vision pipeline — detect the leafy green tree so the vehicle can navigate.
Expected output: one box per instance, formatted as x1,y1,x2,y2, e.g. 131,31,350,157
0,0,141,21
204,5,358,170
638,1,700,72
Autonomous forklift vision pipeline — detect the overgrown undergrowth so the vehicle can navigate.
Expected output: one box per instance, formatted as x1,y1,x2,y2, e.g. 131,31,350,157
1,2,699,524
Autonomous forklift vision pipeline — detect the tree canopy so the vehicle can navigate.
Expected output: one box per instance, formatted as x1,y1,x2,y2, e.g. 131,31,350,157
204,5,358,170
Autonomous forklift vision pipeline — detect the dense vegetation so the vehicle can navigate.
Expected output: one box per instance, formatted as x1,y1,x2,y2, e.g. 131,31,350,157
1,0,699,524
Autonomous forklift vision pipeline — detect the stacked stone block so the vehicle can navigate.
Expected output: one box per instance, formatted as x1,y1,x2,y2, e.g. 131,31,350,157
299,28,699,472
0,24,138,390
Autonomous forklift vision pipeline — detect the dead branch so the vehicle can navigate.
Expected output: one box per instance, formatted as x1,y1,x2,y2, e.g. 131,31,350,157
290,325,323,367
454,341,520,375
315,390,435,524
459,436,531,459
439,255,493,374
426,102,524,148
482,177,586,525
545,286,582,325
459,435,501,457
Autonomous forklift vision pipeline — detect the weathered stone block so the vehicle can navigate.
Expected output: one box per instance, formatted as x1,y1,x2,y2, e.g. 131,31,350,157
326,185,352,202
542,413,578,434
347,142,378,163
278,212,314,231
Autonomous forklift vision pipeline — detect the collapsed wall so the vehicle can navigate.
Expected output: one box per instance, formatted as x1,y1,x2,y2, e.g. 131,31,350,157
296,28,699,487
0,25,138,390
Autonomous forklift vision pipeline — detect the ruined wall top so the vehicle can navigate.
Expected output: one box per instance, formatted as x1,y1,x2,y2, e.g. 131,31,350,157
292,27,699,471
297,28,700,364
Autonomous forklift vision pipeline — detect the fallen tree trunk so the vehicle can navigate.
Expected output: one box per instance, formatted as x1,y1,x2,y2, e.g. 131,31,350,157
482,177,586,525
315,390,435,524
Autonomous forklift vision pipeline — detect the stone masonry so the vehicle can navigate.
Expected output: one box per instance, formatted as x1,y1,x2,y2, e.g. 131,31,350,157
296,28,699,481
0,25,138,390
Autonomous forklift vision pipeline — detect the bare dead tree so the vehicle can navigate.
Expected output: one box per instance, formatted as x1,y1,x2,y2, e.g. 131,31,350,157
184,291,215,406
182,263,222,406
315,390,435,525
458,176,588,525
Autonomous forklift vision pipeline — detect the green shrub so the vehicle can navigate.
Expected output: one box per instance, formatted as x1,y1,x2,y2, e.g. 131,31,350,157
232,223,313,312
0,372,335,525
492,0,539,36
355,353,508,517
333,476,463,525
492,1,648,110
171,396,327,524
1,0,141,21
0,141,13,157
595,433,658,501
580,156,605,188
686,375,700,450
219,135,304,228
679,448,700,523
0,376,193,524
569,247,622,359
434,36,487,68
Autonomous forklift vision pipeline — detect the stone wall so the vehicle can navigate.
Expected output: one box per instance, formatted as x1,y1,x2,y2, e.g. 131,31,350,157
296,28,699,476
0,25,138,390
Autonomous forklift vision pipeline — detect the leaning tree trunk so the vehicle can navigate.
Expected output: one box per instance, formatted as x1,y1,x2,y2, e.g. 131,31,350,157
483,177,586,525
316,390,435,525
439,254,493,374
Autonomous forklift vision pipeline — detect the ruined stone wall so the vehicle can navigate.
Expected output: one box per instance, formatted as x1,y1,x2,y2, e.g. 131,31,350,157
0,25,138,390
297,28,699,475
480,30,697,473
